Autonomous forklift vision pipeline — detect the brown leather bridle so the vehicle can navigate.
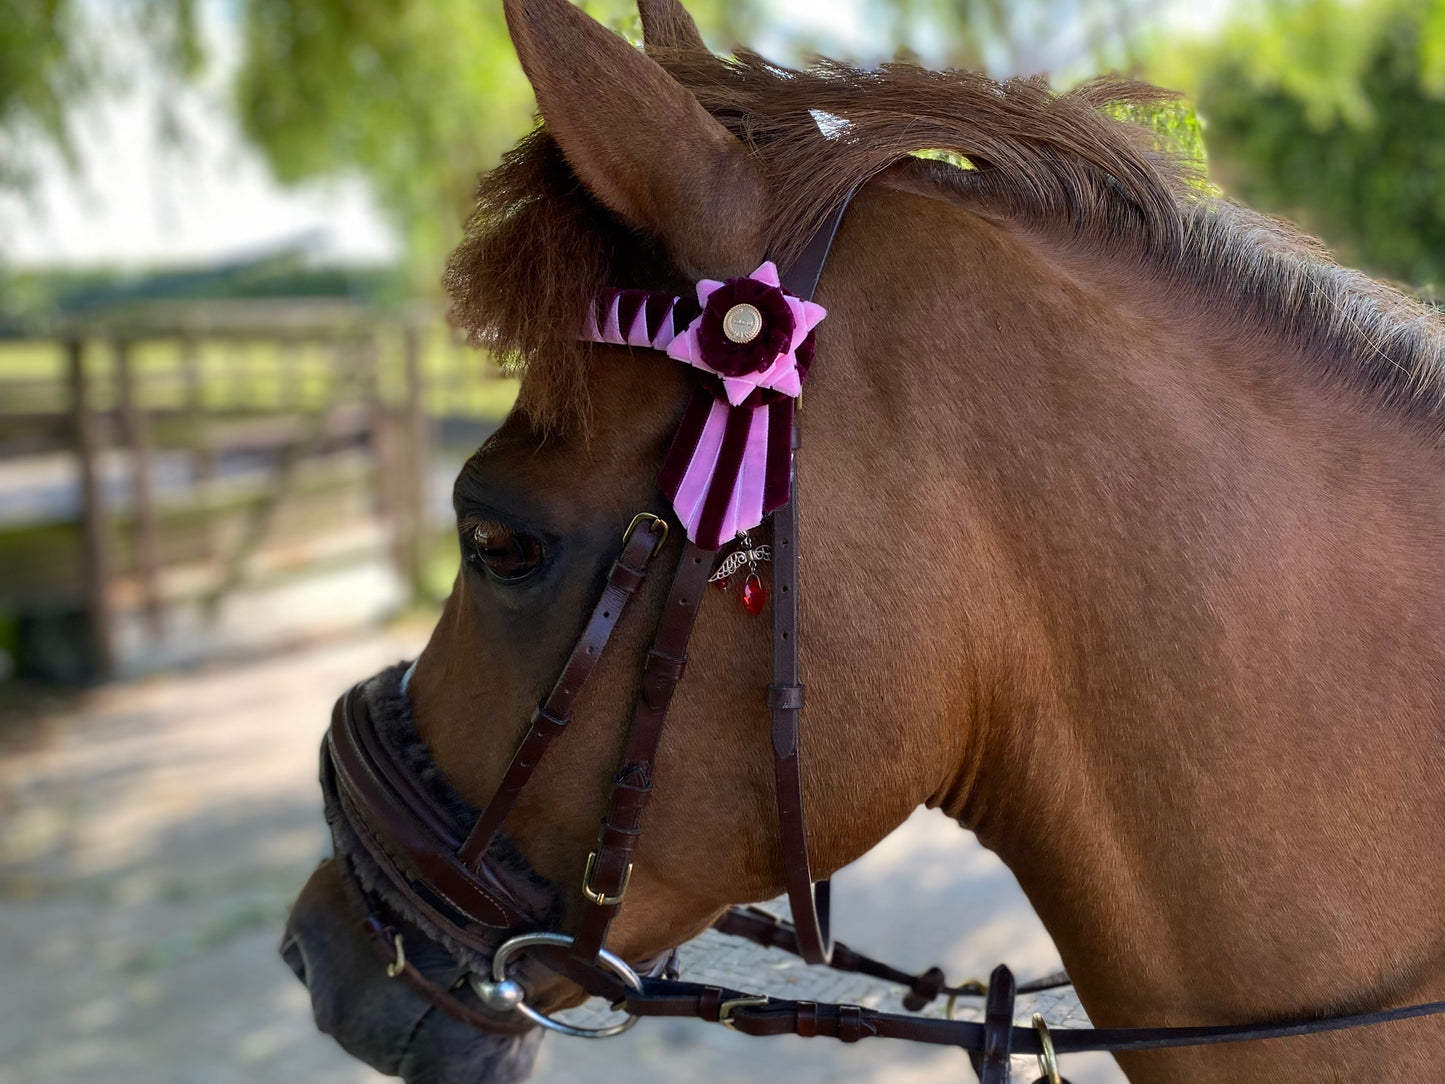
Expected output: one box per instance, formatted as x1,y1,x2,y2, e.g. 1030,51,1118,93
317,199,1445,1083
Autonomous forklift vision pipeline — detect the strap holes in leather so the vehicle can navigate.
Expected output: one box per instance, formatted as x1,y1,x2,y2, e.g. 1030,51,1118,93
603,611,611,619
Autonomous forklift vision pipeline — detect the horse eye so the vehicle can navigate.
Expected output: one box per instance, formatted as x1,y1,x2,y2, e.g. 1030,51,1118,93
466,522,543,582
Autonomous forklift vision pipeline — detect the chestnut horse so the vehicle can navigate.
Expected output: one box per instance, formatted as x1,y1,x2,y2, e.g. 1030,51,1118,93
281,0,1445,1080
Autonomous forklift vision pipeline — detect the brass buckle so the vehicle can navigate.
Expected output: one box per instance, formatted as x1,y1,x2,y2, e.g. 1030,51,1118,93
581,850,632,906
623,512,669,558
718,995,769,1030
943,975,985,1020
1032,1012,1062,1084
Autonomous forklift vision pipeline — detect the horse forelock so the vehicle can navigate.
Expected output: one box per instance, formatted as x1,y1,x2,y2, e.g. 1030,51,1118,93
443,45,1445,442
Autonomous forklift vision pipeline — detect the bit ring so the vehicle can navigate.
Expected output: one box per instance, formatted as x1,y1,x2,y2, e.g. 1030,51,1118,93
481,932,642,1039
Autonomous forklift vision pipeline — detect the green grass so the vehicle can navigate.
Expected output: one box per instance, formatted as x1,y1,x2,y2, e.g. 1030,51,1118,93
0,340,60,380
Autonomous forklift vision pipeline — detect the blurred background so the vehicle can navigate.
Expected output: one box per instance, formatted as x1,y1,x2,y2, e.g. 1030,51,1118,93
1,1,1441,1082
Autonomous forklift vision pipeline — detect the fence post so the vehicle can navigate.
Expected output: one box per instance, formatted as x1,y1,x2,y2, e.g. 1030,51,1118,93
279,333,305,412
361,330,406,590
115,338,163,639
66,337,115,677
227,338,249,409
450,330,472,409
402,321,430,601
179,333,214,559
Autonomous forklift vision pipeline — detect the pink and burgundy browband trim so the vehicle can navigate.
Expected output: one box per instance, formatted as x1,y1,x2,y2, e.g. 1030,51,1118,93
581,261,827,551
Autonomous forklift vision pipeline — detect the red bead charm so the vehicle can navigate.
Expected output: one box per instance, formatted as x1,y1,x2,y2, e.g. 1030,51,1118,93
740,573,767,615
713,576,730,591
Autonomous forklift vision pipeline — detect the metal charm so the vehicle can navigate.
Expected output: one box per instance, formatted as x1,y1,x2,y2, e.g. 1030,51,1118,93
708,533,771,585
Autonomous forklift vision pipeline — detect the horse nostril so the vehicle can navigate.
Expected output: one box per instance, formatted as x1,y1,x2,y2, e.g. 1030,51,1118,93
280,933,308,986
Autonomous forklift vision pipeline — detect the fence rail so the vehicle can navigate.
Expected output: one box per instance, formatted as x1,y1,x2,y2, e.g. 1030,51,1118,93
0,299,513,682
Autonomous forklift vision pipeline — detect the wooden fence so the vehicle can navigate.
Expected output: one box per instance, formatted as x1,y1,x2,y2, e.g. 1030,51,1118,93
0,299,512,682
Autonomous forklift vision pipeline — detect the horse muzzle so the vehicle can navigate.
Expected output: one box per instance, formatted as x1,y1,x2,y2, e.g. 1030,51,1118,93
282,860,542,1084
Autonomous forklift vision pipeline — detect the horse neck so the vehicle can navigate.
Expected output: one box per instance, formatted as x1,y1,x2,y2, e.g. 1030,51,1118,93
821,183,1445,1054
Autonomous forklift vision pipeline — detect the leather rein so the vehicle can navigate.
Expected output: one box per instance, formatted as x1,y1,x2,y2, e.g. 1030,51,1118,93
319,199,1445,1083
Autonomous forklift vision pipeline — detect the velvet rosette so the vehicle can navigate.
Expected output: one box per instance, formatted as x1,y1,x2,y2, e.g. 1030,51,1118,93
666,261,827,407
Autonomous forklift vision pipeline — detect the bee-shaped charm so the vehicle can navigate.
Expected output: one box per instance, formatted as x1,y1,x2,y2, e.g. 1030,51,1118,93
708,533,771,615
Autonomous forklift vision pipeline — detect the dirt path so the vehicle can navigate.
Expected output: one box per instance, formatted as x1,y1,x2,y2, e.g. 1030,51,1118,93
0,632,1123,1084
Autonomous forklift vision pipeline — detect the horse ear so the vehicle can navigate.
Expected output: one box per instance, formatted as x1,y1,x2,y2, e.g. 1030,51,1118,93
638,0,707,54
503,0,765,277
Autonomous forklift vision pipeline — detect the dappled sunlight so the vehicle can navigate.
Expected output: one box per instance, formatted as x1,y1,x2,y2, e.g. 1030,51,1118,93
0,635,419,1084
1,632,1124,1083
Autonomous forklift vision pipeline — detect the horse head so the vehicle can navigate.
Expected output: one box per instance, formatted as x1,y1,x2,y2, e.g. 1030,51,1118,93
282,1,1445,1081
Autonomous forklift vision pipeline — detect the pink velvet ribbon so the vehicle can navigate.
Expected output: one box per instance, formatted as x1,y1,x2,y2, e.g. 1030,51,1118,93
580,261,826,550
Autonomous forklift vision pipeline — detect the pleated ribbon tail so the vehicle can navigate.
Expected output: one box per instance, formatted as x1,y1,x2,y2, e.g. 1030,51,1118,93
658,390,797,551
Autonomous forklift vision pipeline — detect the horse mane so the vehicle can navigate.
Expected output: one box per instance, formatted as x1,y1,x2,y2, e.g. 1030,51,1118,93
444,49,1445,439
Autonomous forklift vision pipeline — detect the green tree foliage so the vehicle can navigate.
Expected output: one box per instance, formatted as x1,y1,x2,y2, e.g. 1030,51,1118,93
8,0,1440,304
228,0,1193,274
2,0,1195,279
857,0,1148,75
1160,0,1445,289
1105,98,1211,183
234,0,531,273
0,0,200,191
232,0,763,276
0,0,94,189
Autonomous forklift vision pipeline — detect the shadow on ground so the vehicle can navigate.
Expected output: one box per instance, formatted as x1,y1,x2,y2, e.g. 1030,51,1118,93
0,632,1123,1084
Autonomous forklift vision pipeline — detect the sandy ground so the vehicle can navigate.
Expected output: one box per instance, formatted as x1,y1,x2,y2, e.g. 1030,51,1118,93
0,630,1126,1084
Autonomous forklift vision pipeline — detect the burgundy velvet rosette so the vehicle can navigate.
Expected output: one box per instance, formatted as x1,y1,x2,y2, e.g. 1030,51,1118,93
582,260,827,550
